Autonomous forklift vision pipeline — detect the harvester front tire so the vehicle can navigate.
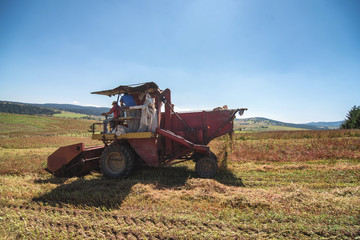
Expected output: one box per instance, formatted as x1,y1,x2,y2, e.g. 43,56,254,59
195,156,218,178
100,143,135,178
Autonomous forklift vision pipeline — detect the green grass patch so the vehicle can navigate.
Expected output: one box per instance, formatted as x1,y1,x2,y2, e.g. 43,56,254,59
0,112,97,137
53,111,89,119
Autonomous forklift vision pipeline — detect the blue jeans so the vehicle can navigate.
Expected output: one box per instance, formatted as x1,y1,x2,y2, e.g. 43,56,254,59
103,118,114,134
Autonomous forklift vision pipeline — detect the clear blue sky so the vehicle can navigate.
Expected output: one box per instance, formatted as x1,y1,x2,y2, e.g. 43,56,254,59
0,0,359,123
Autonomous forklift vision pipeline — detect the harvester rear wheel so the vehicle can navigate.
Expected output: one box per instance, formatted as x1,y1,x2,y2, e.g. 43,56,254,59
100,143,135,178
195,156,218,178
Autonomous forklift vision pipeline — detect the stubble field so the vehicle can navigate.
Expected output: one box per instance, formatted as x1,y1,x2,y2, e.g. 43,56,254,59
0,113,359,239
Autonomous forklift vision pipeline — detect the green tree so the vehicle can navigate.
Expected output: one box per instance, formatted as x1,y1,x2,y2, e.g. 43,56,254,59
340,105,360,129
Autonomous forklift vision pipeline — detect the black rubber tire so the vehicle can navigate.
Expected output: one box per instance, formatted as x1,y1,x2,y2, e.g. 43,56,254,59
100,143,135,178
192,151,218,161
195,156,218,178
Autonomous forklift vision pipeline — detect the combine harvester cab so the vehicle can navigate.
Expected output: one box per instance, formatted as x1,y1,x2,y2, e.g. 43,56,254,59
47,82,247,178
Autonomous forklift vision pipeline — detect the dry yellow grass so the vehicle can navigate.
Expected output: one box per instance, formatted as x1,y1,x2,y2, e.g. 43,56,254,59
1,164,359,239
0,114,359,239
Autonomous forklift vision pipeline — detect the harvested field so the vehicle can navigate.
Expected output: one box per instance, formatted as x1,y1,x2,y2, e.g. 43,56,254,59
0,114,359,239
1,161,359,239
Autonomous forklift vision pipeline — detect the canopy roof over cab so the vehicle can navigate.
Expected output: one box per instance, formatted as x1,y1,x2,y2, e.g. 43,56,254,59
91,82,161,97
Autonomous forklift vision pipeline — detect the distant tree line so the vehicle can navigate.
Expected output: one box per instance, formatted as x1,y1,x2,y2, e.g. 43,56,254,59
32,103,108,116
341,105,360,129
0,101,61,115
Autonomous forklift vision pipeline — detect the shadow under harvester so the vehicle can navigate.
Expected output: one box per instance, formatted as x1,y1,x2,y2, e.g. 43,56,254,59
33,166,244,209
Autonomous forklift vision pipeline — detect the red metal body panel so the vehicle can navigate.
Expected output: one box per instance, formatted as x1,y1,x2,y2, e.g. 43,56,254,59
77,145,104,174
157,128,209,155
159,109,236,161
47,143,85,173
128,138,159,166
162,89,172,155
47,143,104,177
173,110,234,144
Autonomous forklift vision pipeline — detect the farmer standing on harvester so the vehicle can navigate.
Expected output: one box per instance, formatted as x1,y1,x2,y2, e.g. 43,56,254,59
101,93,137,133
101,101,122,134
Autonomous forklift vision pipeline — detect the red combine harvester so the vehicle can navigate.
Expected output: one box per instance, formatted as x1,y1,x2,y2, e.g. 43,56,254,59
46,82,247,178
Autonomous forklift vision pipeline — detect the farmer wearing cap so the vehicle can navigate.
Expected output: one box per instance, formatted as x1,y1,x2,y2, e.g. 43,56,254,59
101,101,123,134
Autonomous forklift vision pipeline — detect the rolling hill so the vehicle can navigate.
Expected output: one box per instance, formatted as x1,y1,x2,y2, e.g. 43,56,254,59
235,117,342,131
305,121,343,128
0,101,61,116
31,103,109,116
0,101,342,130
